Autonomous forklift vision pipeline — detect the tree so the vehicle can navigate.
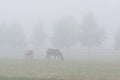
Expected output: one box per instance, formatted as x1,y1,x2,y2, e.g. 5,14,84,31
9,23,26,47
0,22,8,46
31,23,46,47
52,16,80,48
0,23,26,47
79,13,105,48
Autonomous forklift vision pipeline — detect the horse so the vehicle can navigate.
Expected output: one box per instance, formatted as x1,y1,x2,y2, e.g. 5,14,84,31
25,49,33,61
46,48,64,61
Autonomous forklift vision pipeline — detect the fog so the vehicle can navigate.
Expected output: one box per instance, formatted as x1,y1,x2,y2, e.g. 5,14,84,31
1,1,120,80
0,0,120,59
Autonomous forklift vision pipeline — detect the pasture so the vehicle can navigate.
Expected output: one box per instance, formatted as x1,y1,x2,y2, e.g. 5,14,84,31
0,58,120,80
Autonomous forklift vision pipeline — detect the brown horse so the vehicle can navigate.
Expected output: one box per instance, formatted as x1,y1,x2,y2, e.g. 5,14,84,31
25,49,33,61
46,48,64,61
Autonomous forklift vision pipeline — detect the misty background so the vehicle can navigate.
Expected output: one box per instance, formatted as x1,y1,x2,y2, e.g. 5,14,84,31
0,0,120,59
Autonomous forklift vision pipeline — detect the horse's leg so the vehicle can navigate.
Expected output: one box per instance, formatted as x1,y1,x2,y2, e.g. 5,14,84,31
57,55,60,60
27,55,30,62
30,55,33,61
28,55,30,61
47,55,50,60
27,55,29,61
25,55,28,62
55,55,57,60
29,55,31,61
61,55,64,62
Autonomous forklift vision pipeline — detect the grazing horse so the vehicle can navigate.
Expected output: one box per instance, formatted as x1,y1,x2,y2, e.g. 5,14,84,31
46,48,64,61
25,49,33,61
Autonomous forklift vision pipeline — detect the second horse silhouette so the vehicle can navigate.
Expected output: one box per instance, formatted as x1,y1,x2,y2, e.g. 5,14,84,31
46,48,64,61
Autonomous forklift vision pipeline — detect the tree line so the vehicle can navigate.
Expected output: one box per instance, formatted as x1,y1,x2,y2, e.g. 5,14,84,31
0,13,119,49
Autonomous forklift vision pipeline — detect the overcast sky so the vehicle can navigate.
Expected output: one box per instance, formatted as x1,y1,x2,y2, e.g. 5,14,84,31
0,0,120,48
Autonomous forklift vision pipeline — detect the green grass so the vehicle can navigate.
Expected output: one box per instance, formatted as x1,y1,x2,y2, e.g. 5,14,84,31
0,76,61,80
0,59,120,80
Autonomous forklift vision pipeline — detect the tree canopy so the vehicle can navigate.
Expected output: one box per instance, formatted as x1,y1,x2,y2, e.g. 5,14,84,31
31,23,46,47
79,13,106,47
0,23,26,47
52,16,79,48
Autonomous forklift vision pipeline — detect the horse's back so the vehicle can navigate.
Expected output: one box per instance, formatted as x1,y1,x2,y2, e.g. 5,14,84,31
46,48,64,61
46,48,54,55
47,48,59,55
46,48,63,56
27,50,33,54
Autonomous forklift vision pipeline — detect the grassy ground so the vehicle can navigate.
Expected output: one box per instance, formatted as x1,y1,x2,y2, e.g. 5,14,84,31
0,59,120,80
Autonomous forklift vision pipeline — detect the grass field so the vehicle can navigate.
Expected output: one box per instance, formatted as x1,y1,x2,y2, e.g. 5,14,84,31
0,59,120,80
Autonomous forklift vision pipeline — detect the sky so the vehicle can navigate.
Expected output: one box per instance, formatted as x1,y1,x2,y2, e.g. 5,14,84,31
0,0,120,48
